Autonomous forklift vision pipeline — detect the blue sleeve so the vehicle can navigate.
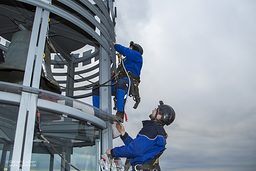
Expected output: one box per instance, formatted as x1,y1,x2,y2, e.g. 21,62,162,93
114,44,142,63
120,132,133,145
111,134,155,158
114,44,130,56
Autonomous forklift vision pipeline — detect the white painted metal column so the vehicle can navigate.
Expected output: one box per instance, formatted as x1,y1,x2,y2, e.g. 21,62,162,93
10,1,51,171
99,46,112,155
96,139,101,171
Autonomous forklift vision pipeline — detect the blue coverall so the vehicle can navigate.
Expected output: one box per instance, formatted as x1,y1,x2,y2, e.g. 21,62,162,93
92,44,143,113
111,120,167,169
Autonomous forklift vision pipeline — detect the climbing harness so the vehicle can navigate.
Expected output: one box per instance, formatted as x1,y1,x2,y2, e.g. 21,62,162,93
114,53,141,110
133,158,161,171
127,72,140,109
125,150,164,171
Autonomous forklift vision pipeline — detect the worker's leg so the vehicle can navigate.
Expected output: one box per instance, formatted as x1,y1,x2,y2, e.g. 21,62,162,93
116,77,128,112
115,77,128,122
93,80,116,109
92,85,99,108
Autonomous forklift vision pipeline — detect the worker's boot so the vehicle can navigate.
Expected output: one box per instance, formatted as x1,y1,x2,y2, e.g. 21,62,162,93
115,111,124,123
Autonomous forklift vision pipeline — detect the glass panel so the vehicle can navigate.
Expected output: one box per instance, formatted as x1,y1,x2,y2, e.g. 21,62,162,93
71,146,98,171
31,108,101,171
31,154,50,171
0,103,19,170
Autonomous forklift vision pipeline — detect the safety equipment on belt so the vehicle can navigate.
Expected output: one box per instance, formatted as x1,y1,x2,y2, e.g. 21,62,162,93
114,54,141,110
158,101,176,126
130,41,143,55
134,163,160,171
115,71,141,110
132,150,164,171
128,72,140,109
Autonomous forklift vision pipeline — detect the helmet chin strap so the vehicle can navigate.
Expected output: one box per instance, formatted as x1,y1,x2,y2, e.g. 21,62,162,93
149,108,160,120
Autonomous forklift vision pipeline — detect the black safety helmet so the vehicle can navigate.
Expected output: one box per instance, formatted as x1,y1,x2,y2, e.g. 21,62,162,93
157,101,175,126
130,41,143,55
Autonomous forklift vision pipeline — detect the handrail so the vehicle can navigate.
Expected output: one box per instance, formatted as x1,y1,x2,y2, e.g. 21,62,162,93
0,81,110,129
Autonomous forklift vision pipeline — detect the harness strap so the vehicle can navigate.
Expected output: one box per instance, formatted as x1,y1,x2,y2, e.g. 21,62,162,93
128,73,141,109
133,157,160,171
114,67,141,109
134,162,160,171
133,149,165,171
134,164,153,170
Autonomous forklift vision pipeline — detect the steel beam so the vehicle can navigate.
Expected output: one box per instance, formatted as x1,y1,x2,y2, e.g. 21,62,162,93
99,46,112,154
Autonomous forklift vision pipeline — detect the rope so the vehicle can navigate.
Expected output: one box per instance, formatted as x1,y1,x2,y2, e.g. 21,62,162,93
39,134,81,171
119,54,131,118
36,110,81,171
47,37,116,92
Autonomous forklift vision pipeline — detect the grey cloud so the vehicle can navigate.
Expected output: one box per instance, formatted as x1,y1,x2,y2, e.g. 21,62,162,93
115,0,152,43
114,0,256,171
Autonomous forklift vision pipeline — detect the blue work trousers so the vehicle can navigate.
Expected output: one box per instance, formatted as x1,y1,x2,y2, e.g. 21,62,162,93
92,77,129,113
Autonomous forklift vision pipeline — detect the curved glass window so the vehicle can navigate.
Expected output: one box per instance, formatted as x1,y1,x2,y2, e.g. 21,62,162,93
31,109,101,171
0,103,19,170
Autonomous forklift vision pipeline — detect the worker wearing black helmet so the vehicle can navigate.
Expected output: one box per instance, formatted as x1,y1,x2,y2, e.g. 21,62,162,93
93,41,143,122
106,101,176,171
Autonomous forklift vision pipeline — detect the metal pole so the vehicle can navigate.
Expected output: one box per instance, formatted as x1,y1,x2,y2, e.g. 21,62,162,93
10,1,51,170
99,46,112,154
22,5,51,171
49,154,54,171
96,139,101,171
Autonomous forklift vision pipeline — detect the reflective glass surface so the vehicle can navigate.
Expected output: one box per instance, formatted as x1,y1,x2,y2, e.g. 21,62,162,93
0,103,19,170
31,109,101,171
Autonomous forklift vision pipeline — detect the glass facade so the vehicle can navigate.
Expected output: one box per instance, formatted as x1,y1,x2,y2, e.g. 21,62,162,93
30,110,101,171
0,103,18,171
0,82,107,171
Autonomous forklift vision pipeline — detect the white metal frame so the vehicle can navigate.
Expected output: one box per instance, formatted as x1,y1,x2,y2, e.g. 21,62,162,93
11,1,51,171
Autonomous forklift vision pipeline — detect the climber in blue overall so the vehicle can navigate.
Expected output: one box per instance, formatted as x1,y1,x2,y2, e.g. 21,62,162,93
106,101,176,171
92,41,143,122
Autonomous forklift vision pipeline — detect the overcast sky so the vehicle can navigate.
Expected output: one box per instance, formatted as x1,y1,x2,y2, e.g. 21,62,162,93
113,0,256,171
